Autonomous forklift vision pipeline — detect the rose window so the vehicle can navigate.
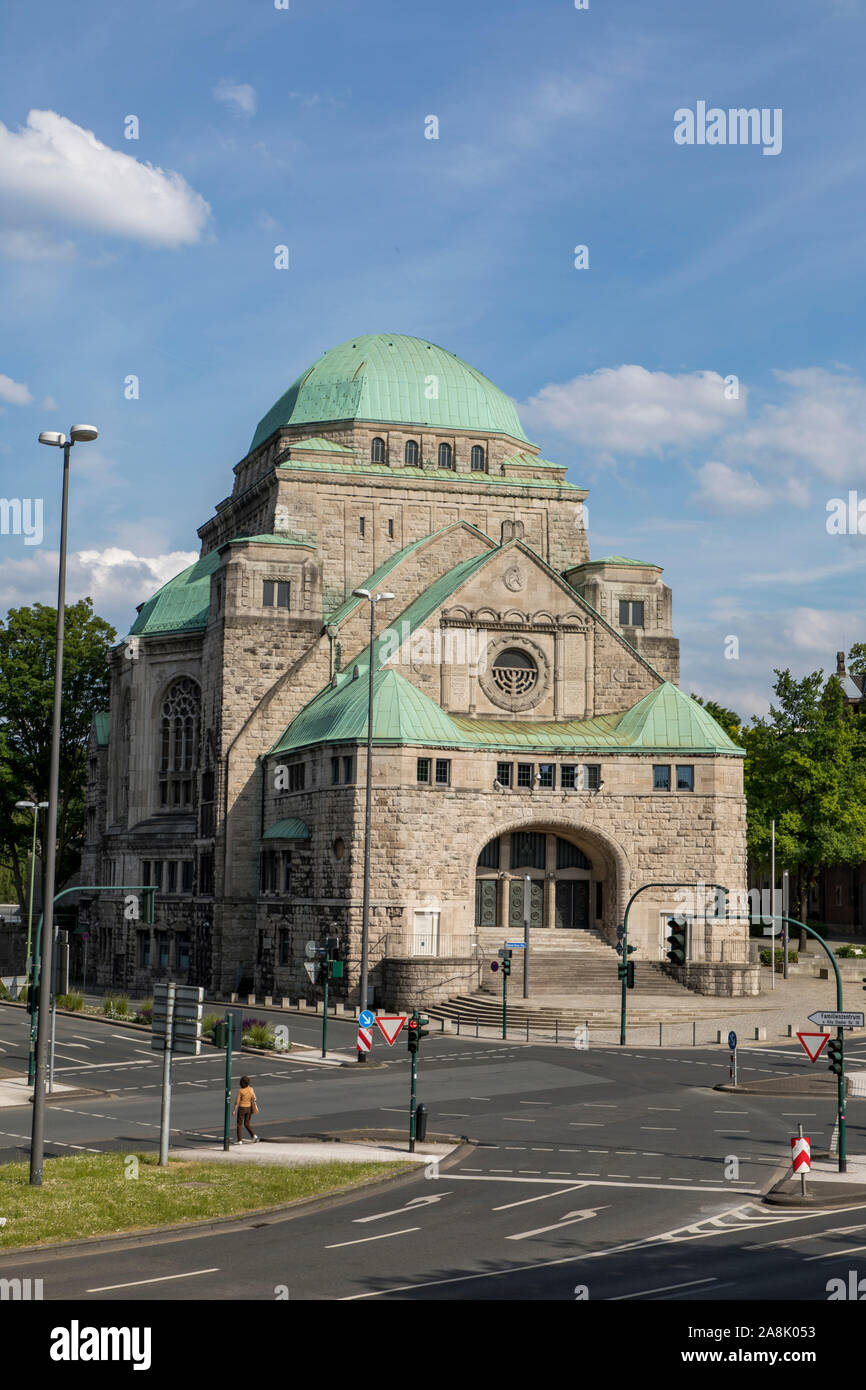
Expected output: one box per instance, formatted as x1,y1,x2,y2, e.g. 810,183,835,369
491,649,538,698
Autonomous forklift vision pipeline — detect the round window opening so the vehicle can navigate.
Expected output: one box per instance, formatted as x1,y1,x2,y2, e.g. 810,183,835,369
333,837,346,860
491,649,538,698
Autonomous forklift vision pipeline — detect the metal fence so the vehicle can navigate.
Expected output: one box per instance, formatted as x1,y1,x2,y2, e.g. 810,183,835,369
383,933,480,959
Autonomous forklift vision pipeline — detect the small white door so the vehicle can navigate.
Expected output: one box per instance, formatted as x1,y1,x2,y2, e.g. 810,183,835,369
413,910,439,956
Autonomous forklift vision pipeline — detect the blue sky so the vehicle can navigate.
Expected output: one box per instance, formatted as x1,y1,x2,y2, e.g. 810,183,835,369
0,0,864,716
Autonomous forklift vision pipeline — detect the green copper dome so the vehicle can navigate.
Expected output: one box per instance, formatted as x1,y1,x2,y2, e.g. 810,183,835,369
250,334,531,451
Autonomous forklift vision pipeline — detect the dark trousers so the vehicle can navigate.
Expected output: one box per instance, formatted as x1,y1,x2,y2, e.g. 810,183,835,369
237,1107,256,1141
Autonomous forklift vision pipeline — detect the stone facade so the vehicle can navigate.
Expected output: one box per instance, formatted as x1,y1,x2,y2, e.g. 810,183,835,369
83,336,748,1003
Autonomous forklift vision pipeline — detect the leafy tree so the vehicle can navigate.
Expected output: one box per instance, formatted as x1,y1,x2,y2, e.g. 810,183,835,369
848,643,866,679
690,694,743,745
0,600,115,916
741,668,866,945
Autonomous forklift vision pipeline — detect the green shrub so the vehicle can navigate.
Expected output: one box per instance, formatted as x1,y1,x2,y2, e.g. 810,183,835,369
56,991,84,1011
834,945,866,959
759,948,799,966
243,1023,275,1050
201,1013,220,1037
17,983,28,1004
134,998,154,1024
0,980,10,1001
103,993,129,1018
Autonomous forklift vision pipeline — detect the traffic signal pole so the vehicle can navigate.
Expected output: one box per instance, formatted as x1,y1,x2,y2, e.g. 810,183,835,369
619,881,729,1045
409,1045,418,1152
223,1013,234,1151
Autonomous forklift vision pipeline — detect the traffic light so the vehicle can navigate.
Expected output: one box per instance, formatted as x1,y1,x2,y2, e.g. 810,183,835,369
626,960,635,990
617,962,628,981
827,1037,844,1076
417,1013,429,1042
407,1016,419,1054
666,916,687,966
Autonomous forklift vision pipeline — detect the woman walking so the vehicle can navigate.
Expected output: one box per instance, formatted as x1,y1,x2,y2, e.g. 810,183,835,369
233,1074,260,1144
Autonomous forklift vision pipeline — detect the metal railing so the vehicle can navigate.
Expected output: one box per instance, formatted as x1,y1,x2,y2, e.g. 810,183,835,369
383,933,480,959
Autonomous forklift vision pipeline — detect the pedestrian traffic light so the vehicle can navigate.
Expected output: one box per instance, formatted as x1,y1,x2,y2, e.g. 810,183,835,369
666,916,687,966
626,960,635,990
827,1037,844,1076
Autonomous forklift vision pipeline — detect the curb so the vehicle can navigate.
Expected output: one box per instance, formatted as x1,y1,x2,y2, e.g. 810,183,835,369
0,1140,472,1264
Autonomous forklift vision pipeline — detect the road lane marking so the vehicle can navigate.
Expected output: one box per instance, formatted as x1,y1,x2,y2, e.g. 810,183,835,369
503,1118,536,1123
569,1122,603,1128
326,1227,420,1249
805,1243,866,1261
353,1195,451,1224
506,1207,608,1241
88,1269,220,1292
610,1278,716,1300
492,1184,586,1211
640,1127,676,1131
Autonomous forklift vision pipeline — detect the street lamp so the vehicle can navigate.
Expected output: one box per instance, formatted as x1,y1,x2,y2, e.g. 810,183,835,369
351,587,395,1058
14,800,49,994
30,423,98,1186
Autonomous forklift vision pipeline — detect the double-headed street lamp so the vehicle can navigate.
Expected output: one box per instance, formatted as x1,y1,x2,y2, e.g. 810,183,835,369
351,587,394,1059
14,800,49,990
30,424,98,1187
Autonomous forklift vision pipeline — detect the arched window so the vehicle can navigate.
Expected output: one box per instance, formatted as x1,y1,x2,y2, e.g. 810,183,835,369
158,677,201,810
471,444,486,472
492,649,538,698
404,439,419,466
438,441,453,470
371,437,386,463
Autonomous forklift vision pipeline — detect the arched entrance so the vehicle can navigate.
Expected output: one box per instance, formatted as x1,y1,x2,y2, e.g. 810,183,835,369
474,828,602,934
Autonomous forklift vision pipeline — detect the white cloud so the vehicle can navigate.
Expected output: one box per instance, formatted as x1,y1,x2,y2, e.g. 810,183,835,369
691,461,775,513
40,395,57,411
0,546,198,627
782,606,866,655
0,110,211,247
521,365,744,455
0,373,33,406
730,368,866,482
214,81,258,117
0,227,78,261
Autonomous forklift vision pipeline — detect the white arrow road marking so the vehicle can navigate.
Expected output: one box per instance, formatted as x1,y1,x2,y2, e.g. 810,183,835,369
507,1206,610,1241
353,1194,451,1224
326,1227,421,1249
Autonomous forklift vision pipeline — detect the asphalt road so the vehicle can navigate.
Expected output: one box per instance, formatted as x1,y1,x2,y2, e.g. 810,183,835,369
2,1002,865,1302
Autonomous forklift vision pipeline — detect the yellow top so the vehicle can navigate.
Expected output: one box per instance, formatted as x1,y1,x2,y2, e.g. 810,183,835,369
236,1085,256,1109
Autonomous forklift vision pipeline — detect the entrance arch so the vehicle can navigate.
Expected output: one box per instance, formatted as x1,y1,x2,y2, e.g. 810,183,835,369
474,826,612,934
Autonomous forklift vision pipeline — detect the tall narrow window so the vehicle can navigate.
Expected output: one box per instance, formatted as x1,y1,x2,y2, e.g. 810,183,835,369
470,444,486,471
371,437,385,462
387,518,394,538
158,677,201,811
359,516,366,537
404,439,419,466
437,442,453,470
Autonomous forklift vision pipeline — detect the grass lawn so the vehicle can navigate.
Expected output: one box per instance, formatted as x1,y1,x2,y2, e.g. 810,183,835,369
0,1152,411,1250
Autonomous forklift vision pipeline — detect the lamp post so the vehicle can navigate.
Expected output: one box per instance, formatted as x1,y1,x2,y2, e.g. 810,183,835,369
351,587,394,1060
15,800,48,994
30,424,98,1187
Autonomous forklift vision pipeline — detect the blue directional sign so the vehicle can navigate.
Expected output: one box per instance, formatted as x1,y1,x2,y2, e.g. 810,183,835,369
506,941,527,948
359,1009,374,1028
728,1030,737,1050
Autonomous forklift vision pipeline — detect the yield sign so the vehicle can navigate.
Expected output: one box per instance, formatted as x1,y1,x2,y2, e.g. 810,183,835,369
375,1015,407,1046
797,1031,829,1062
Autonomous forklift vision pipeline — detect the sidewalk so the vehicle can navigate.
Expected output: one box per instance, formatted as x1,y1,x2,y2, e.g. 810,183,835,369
767,1154,866,1208
170,1138,456,1167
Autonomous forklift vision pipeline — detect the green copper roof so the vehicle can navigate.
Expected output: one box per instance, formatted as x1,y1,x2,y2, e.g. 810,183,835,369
277,457,578,490
575,555,660,568
263,818,310,840
501,450,563,471
251,334,532,451
325,522,494,626
285,436,355,453
270,677,744,758
93,712,110,746
130,550,220,636
226,534,313,547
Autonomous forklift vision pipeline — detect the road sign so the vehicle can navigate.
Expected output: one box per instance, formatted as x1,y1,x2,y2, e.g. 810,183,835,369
490,960,499,972
728,1030,737,1050
356,1026,373,1053
807,1010,865,1030
375,1015,407,1046
506,941,526,948
797,1031,830,1062
573,1025,588,1051
303,961,318,982
359,1009,374,1028
791,1135,811,1173
305,940,318,959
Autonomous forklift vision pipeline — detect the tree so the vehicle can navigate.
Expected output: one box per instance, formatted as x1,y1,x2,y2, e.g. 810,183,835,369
690,694,743,745
848,643,866,679
741,668,866,945
0,600,115,916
